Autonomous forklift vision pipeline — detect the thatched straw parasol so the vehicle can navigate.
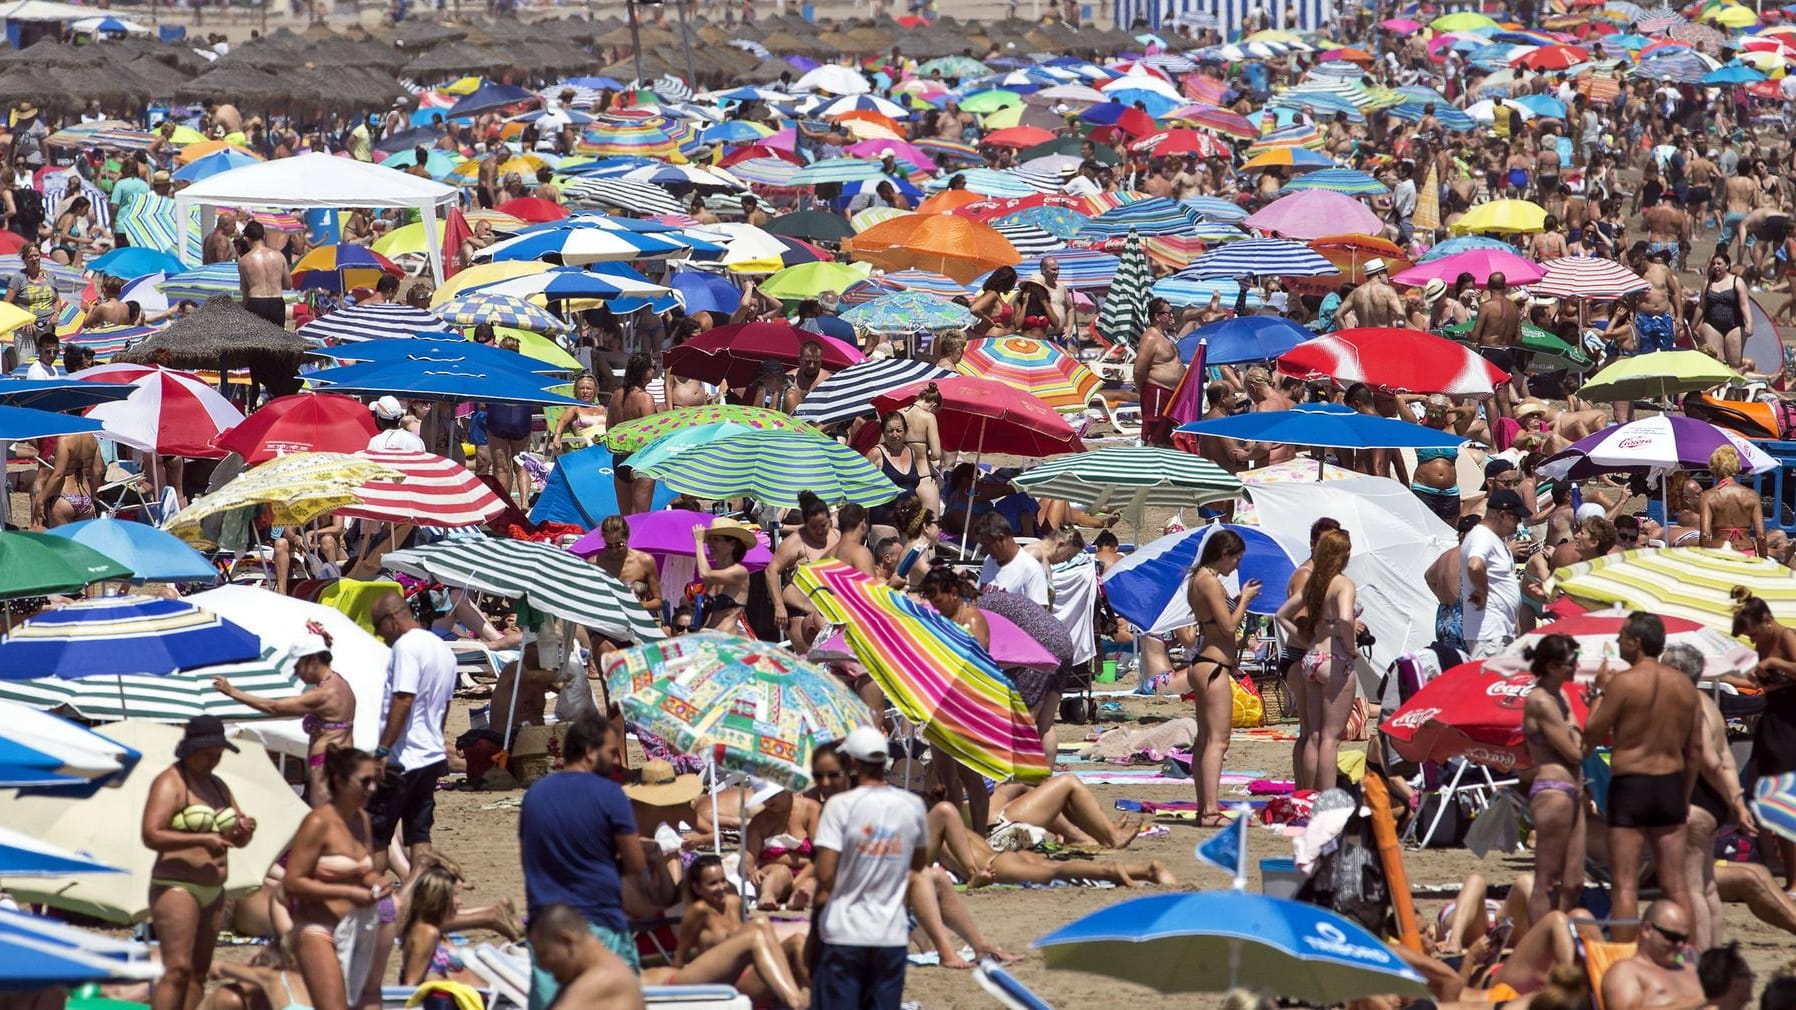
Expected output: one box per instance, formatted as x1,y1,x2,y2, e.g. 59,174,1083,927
393,21,468,50
117,297,309,387
175,65,293,107
402,41,504,78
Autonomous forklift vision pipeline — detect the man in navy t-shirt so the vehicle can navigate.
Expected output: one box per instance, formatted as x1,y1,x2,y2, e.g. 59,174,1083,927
518,714,645,1010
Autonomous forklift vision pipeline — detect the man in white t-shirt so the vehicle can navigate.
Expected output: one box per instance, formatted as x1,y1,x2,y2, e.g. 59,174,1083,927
1461,490,1525,659
369,591,457,876
367,395,426,453
812,726,927,1010
975,512,1050,607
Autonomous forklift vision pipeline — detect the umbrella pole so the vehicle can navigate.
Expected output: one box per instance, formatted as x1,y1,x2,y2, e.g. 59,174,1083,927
1228,937,1240,991
960,416,988,552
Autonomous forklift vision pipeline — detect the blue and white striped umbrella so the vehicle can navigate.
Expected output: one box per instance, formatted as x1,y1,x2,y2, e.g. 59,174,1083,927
1278,168,1389,196
0,595,261,684
941,167,1054,197
817,94,910,118
563,177,685,216
297,302,444,344
1388,101,1479,132
790,159,887,186
1418,235,1519,262
1182,239,1335,279
887,269,973,297
480,225,689,264
793,358,956,425
1076,196,1201,240
1633,52,1709,81
725,157,804,188
992,221,1065,257
1307,60,1366,79
1754,771,1796,845
0,908,162,988
1152,276,1264,308
1182,196,1251,223
1000,249,1121,290
0,699,137,794
158,263,245,303
0,825,120,875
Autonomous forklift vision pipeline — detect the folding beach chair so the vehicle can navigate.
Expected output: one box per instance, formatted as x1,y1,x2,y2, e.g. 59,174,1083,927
465,943,529,1008
1572,918,1638,1010
642,985,752,1009
974,958,1055,1010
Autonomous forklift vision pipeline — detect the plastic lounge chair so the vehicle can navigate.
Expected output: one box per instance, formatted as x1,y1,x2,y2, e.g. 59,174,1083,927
974,958,1055,1010
632,915,682,967
1572,919,1638,1010
467,943,530,1009
1085,389,1141,440
642,985,752,1009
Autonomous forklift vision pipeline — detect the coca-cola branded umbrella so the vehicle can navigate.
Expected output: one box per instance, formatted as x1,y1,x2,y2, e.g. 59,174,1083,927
1380,662,1590,774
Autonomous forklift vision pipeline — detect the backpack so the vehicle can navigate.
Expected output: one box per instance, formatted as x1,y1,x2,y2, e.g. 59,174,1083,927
12,187,42,240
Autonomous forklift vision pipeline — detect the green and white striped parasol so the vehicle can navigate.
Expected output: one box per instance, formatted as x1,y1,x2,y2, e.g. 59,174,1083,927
384,537,664,643
1095,228,1153,347
632,428,900,508
0,647,301,722
1011,446,1243,513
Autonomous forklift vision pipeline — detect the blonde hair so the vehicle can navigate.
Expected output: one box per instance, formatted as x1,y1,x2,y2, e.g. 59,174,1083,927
402,865,459,934
936,332,967,362
1709,445,1741,481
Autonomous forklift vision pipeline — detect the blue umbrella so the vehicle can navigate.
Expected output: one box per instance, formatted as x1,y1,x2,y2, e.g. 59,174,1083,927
1181,196,1250,223
703,121,769,144
528,444,677,526
1152,277,1264,308
310,336,568,375
45,518,218,585
444,82,537,120
88,246,186,281
0,404,106,441
0,908,159,990
305,358,589,407
0,829,119,875
1183,238,1335,279
1511,94,1569,119
1278,168,1388,196
1177,316,1310,365
1034,891,1429,1000
1177,403,1471,449
1754,771,1796,844
171,148,262,184
159,263,244,302
668,270,743,315
1419,235,1519,262
0,702,139,795
1701,62,1765,85
0,595,261,683
1076,197,1201,240
0,379,135,412
1104,522,1295,633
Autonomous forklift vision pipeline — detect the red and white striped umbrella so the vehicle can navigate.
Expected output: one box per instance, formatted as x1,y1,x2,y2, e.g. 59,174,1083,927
1531,256,1650,300
338,450,506,527
75,363,244,458
1277,327,1509,396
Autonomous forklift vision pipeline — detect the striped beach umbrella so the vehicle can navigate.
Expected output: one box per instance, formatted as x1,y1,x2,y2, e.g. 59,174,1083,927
789,159,888,186
885,269,972,297
1153,276,1265,309
959,335,1102,410
1182,196,1251,223
1075,196,1201,240
297,303,445,344
1753,772,1796,845
157,264,244,303
1531,256,1651,299
1095,229,1153,345
0,646,302,723
1012,445,1241,513
633,428,899,507
792,359,955,425
576,121,681,159
76,363,246,458
0,698,136,792
796,559,1049,783
0,595,259,684
164,452,402,537
385,537,664,643
607,404,815,454
990,221,1064,257
114,193,180,257
1278,168,1390,196
66,325,157,364
991,205,1089,239
839,291,976,335
1184,238,1335,278
339,450,507,528
1551,547,1796,632
603,632,873,790
436,293,569,333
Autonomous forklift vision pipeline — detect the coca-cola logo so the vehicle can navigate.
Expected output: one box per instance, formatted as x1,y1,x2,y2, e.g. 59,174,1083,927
1486,678,1532,709
1387,706,1442,731
1463,744,1518,772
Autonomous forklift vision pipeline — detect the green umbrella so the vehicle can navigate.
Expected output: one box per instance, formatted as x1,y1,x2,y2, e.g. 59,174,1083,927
1438,319,1591,371
1018,137,1119,164
605,405,818,454
917,56,992,78
634,428,900,507
1012,445,1242,515
764,209,856,244
0,532,133,600
1575,350,1740,402
958,89,1023,114
759,261,873,301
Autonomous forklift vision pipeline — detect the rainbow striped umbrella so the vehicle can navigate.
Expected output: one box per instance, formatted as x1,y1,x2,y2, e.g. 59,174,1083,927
602,632,874,790
576,121,681,159
959,335,1102,410
795,559,1049,783
1245,124,1330,154
1753,772,1796,845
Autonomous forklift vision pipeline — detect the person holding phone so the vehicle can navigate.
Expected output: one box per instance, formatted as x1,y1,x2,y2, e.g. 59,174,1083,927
1185,529,1262,827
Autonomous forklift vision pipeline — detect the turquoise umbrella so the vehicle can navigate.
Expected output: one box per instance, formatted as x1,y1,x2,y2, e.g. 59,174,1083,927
838,291,976,334
628,422,764,473
1277,168,1390,196
633,428,900,507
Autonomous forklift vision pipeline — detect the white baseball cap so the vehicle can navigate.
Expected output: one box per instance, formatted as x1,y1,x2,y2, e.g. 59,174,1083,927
370,395,405,421
839,725,891,765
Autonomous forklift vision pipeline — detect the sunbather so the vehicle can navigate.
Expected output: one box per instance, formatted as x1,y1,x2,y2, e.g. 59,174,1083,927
741,787,820,910
923,801,1175,889
641,854,808,1010
986,774,1144,850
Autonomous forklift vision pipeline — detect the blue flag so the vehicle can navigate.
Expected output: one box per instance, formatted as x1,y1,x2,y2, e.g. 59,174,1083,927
1195,805,1250,889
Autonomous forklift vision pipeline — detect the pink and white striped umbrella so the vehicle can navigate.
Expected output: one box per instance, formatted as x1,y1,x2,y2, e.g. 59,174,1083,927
1278,327,1509,396
75,363,244,458
1531,256,1651,299
338,450,506,527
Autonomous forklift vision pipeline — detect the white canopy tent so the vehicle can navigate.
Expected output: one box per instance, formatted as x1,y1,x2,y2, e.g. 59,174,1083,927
173,153,459,284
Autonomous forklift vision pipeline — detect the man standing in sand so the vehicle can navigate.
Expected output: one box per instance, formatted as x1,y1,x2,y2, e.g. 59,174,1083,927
588,514,663,622
237,220,290,330
1722,164,1759,262
1132,297,1182,447
1583,613,1702,940
1642,196,1690,272
1335,259,1405,329
1469,272,1522,420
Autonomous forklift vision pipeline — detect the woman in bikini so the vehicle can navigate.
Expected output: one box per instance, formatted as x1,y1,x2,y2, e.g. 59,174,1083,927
641,854,808,1010
548,372,606,453
398,865,487,986
691,519,755,635
283,747,390,1010
212,629,354,807
1015,280,1059,341
1186,529,1261,826
766,491,839,651
899,384,945,514
1277,528,1356,797
1520,633,1586,930
970,266,1018,336
921,800,1176,890
1701,445,1764,555
35,430,102,528
607,353,660,515
741,787,821,911
142,716,258,1010
203,953,318,1010
866,411,925,525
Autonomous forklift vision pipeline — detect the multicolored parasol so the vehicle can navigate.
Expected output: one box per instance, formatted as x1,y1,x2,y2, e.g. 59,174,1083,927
958,336,1102,410
604,404,816,454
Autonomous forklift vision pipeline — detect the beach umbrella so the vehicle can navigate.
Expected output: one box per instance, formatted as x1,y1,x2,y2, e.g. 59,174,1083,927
527,444,678,527
633,428,900,507
156,264,246,303
163,451,400,536
667,270,742,316
1391,247,1546,287
0,699,137,794
846,213,1022,284
291,244,404,294
209,393,378,464
873,375,1084,457
958,335,1101,410
87,247,184,282
1551,547,1796,632
0,404,105,442
334,449,506,528
759,261,874,301
764,209,856,243
1183,238,1336,279
44,519,216,585
1576,350,1739,401
1279,327,1509,396
310,336,566,376
1513,43,1591,69
1176,403,1471,450
1034,892,1428,999
1241,147,1334,170
0,256,85,297
477,226,688,265
663,320,862,387
1013,446,1240,515
1753,772,1796,845
1277,168,1390,196
1102,522,1293,634
796,559,1049,783
1494,613,1757,680
1437,319,1590,371
1074,196,1201,240
1381,661,1591,774
493,196,570,224
0,907,161,986
793,63,870,94
0,592,258,680
1095,229,1153,346
1452,198,1548,234
838,291,975,336
1245,190,1382,241
76,362,246,458
0,643,302,723
170,147,261,184
0,824,122,876
444,81,537,118
603,632,873,790
0,378,134,412
1531,256,1651,299
385,537,665,643
791,359,954,425
605,404,816,455
1539,415,1776,481
3,720,308,922
0,531,133,600
1176,315,1311,365
1433,10,1501,30
570,509,773,571
1418,235,1519,262
884,268,972,297
436,292,569,333
296,302,444,344
562,177,685,216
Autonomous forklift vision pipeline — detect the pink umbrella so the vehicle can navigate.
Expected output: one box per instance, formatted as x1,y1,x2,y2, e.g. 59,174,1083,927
570,508,774,570
812,609,1059,672
1380,17,1424,32
843,139,939,174
76,363,245,459
1391,248,1547,287
1244,190,1381,241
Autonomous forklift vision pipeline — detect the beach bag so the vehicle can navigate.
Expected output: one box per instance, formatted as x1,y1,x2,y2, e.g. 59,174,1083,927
1295,811,1391,934
1230,674,1264,728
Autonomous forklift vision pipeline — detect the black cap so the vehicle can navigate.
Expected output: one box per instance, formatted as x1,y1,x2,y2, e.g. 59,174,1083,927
1486,489,1527,517
1484,458,1517,480
175,714,240,758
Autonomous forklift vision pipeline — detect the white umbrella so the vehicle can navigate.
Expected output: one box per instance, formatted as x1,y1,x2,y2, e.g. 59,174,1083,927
0,698,136,784
794,64,870,95
4,721,309,923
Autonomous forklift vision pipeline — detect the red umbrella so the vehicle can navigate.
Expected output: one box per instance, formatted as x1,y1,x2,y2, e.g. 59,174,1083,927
1130,128,1230,159
211,393,378,464
1380,662,1590,773
494,197,570,223
665,321,864,387
339,450,507,527
1512,44,1590,69
1277,327,1510,396
871,375,1083,457
981,126,1058,149
77,363,246,458
951,192,1089,221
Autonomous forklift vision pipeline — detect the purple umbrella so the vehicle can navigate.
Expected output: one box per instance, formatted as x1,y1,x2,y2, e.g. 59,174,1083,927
812,608,1059,672
568,509,774,571
1537,414,1777,481
1392,248,1546,287
1243,190,1380,241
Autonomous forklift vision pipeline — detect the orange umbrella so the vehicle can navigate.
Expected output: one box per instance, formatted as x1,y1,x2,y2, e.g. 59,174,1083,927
175,140,264,165
832,109,907,138
847,212,1021,284
1309,234,1406,258
916,190,987,214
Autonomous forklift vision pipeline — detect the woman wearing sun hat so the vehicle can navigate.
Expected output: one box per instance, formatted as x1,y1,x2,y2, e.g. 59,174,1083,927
213,624,356,807
142,716,258,1010
691,519,757,635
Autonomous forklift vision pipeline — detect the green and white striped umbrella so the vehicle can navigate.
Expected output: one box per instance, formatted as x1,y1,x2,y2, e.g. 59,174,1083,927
632,428,900,508
1095,228,1153,347
384,537,664,643
0,647,301,723
1012,445,1242,514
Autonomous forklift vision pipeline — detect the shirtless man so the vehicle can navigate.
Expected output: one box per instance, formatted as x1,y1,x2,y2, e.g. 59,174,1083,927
588,515,664,622
1535,142,1561,202
526,904,647,1010
781,340,833,414
1334,260,1405,329
202,212,237,264
1170,158,1203,201
1641,198,1690,273
1133,297,1182,447
1686,147,1718,231
1583,613,1702,939
476,146,502,209
1141,161,1174,198
1538,402,1610,455
1467,272,1522,420
1600,901,1704,1010
236,221,290,330
1196,383,1255,473
1741,204,1793,283
81,275,130,328
1721,165,1760,262
833,504,874,576
1243,367,1297,464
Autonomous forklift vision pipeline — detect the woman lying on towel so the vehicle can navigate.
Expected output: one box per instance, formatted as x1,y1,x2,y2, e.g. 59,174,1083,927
924,800,1177,889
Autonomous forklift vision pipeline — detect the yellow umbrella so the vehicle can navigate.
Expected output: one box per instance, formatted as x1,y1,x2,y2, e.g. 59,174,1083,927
980,104,1024,130
1451,198,1547,234
431,260,553,304
372,220,445,259
492,325,581,370
1702,3,1758,26
442,76,485,95
164,452,402,540
1431,11,1499,31
175,140,264,165
0,299,37,336
163,123,206,144
449,154,550,182
1738,50,1789,74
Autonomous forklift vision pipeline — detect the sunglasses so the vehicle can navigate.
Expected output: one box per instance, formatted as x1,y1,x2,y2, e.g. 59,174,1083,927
1646,921,1688,945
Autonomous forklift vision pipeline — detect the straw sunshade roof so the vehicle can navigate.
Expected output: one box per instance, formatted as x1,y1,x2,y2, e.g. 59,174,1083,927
393,21,468,50
125,56,192,98
402,41,507,78
117,298,308,371
175,65,292,106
